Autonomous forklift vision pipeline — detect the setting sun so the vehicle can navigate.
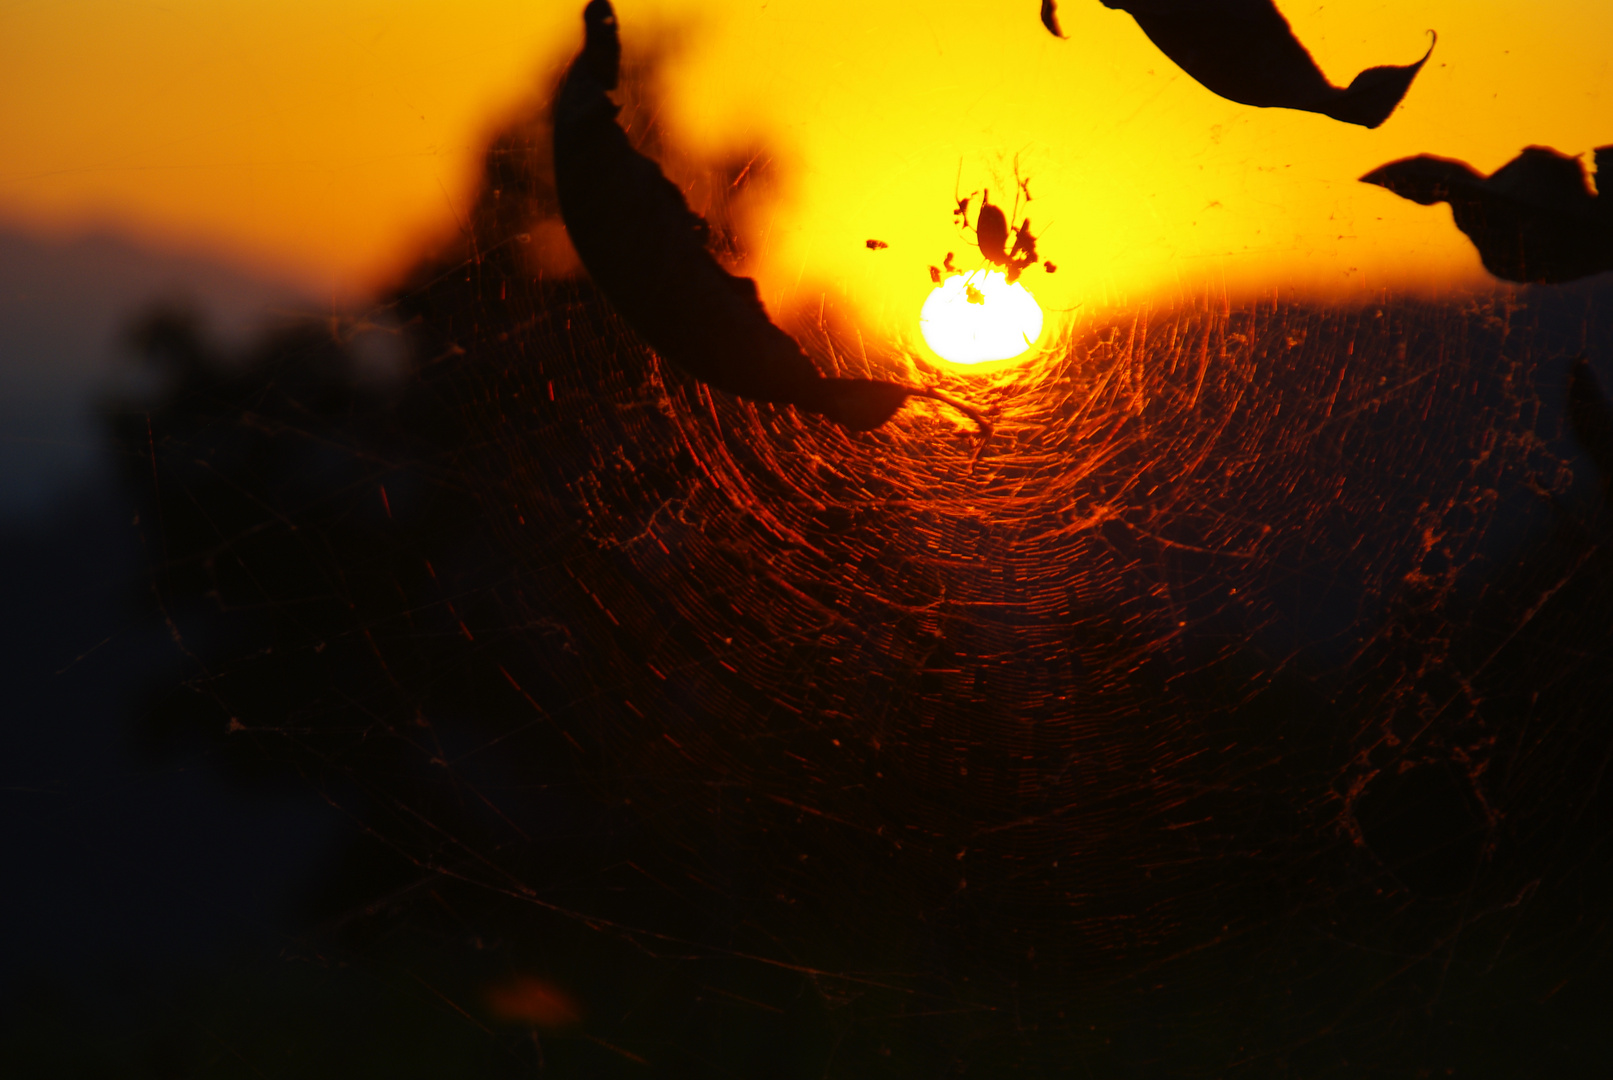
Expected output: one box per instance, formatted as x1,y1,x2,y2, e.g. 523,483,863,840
919,270,1045,365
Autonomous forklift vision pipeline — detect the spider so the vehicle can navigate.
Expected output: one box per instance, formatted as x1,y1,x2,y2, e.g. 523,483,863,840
958,163,1045,283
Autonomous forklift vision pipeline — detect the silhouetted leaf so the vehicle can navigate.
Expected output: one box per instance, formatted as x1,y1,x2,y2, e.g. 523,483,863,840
552,0,966,432
1099,0,1433,128
1040,0,1067,38
1362,145,1613,283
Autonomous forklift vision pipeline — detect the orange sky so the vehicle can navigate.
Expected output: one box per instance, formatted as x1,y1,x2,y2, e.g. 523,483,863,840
2,1,1608,320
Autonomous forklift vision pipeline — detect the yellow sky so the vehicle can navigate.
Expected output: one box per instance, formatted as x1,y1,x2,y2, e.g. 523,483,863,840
2,1,1607,318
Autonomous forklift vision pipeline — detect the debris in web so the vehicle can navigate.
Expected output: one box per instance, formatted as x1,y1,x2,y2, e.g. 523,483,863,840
1086,1,1434,128
1362,145,1613,283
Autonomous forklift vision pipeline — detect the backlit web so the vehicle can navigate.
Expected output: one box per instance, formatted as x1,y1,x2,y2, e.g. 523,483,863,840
117,48,1613,1077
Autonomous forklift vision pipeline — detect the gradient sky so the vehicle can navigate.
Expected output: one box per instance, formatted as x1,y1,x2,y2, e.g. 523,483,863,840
2,1,1607,324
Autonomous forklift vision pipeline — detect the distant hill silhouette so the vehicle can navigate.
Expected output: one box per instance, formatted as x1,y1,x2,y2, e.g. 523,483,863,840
0,225,310,517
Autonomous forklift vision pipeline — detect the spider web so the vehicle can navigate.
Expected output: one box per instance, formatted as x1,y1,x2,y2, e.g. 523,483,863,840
113,55,1613,1078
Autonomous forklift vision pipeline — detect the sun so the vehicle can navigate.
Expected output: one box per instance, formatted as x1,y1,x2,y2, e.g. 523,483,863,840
919,270,1045,365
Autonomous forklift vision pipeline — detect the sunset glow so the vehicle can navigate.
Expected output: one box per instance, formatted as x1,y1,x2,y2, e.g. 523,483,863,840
920,271,1044,365
2,2,1609,309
